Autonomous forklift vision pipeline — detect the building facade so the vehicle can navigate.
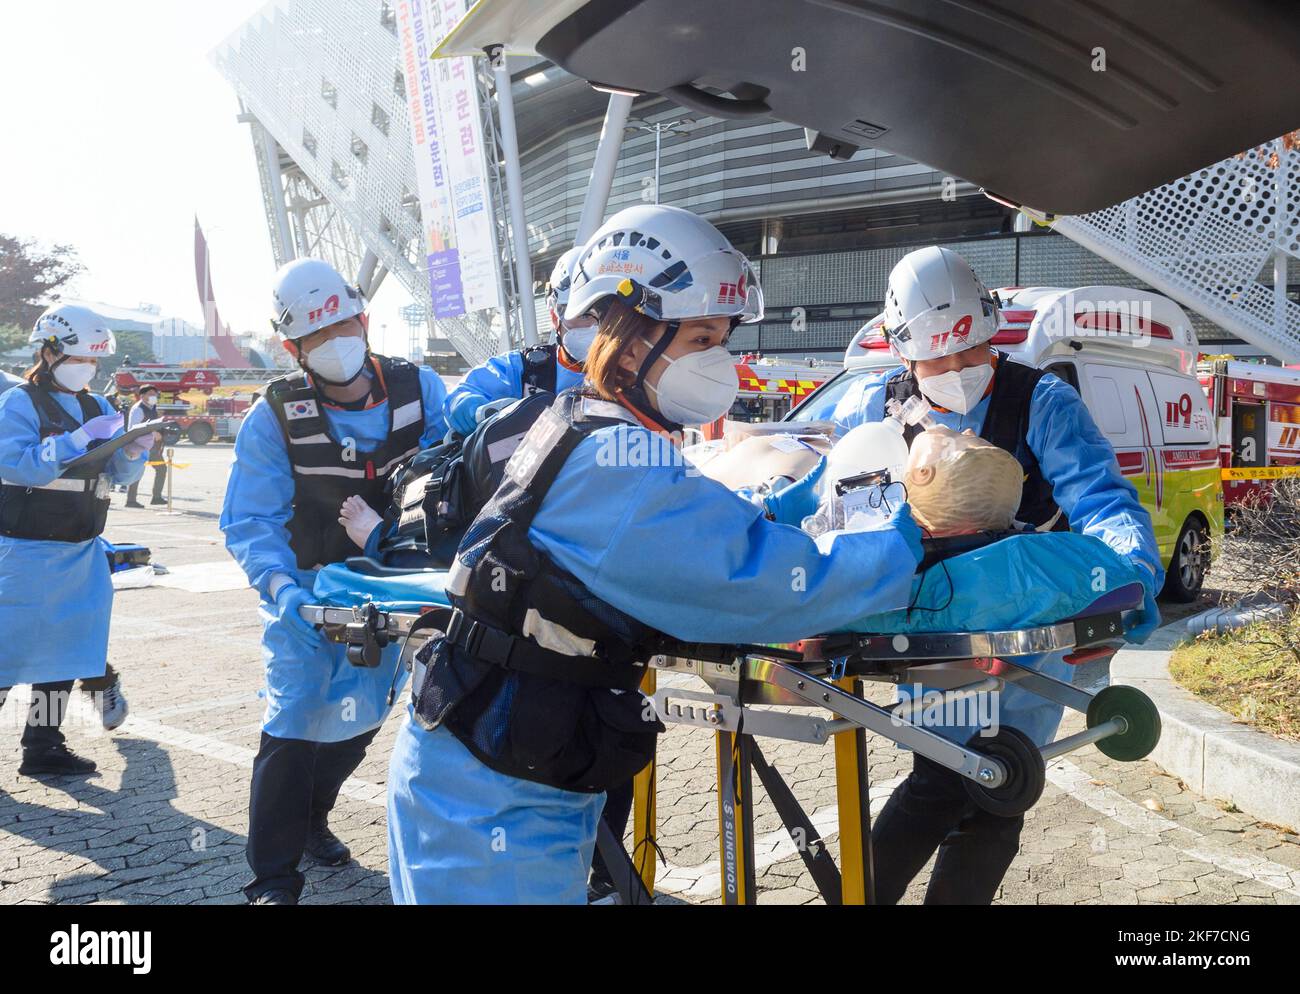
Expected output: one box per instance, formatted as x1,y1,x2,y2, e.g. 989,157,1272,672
216,0,1268,368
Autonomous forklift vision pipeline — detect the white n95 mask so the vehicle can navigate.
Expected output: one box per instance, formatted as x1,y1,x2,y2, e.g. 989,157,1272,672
917,363,994,415
645,344,739,425
53,362,96,392
559,321,597,363
306,336,368,384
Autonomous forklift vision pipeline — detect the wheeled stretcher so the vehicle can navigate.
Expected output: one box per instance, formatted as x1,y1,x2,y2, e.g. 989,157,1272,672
299,538,1161,906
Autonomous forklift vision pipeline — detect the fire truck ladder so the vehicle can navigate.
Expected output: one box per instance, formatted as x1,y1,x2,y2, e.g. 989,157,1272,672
117,366,283,389
1052,133,1300,362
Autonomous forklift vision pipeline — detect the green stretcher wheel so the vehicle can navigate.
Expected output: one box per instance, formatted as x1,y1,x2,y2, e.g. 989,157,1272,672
1087,685,1161,762
962,727,1045,818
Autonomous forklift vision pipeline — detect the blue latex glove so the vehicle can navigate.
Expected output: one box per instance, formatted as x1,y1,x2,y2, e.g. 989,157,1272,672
762,455,827,526
889,502,925,565
275,583,323,649
446,396,480,436
1125,580,1162,644
70,412,124,448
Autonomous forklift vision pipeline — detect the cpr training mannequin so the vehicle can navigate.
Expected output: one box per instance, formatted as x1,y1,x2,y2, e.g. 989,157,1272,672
803,395,1024,538
903,426,1023,536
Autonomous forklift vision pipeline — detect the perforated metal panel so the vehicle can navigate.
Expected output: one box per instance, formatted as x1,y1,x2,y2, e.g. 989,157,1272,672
1056,135,1300,361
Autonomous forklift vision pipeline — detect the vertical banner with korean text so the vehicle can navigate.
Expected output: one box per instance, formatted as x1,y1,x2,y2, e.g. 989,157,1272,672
396,0,500,319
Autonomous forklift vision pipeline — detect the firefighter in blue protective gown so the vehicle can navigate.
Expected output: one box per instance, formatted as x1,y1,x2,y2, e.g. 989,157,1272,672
221,258,447,905
443,247,592,435
386,205,925,904
833,246,1164,904
0,305,154,777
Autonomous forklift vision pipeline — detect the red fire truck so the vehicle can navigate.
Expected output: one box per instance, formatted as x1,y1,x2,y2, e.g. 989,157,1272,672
112,365,277,444
1200,357,1300,511
731,354,836,422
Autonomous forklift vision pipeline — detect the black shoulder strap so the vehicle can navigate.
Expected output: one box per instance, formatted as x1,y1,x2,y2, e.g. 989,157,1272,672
520,344,558,396
980,352,1046,465
500,406,586,525
883,370,923,445
498,392,628,520
20,382,94,435
375,354,425,445
376,354,419,401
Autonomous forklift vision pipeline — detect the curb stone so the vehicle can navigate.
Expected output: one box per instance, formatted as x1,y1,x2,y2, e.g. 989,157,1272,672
1110,622,1300,832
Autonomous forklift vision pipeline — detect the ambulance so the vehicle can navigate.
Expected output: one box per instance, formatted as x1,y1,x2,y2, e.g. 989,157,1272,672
1200,358,1300,510
788,286,1222,601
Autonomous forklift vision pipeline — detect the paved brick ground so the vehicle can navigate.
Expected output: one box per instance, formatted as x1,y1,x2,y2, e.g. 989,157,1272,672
1,443,1297,905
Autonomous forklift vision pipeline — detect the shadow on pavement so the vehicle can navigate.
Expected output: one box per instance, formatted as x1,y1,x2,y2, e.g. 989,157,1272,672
0,734,391,905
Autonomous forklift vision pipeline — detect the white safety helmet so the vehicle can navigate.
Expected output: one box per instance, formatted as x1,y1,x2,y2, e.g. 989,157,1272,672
565,204,763,326
270,258,366,341
29,303,116,359
546,246,584,316
882,246,998,361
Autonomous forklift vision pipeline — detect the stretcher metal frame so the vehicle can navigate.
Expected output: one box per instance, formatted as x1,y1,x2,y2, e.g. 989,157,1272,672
301,599,1156,906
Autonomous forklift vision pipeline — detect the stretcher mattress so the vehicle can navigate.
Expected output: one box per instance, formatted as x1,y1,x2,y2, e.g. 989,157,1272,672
314,559,452,611
312,532,1145,636
845,530,1148,634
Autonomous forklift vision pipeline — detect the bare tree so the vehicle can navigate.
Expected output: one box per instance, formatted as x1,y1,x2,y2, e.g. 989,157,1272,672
1219,478,1300,604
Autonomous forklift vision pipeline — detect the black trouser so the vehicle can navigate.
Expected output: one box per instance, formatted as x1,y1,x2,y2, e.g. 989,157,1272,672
871,752,1025,905
126,449,166,503
0,680,75,752
244,727,379,901
589,776,635,887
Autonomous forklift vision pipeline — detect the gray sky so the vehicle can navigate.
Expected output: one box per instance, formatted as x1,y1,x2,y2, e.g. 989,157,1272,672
0,0,414,358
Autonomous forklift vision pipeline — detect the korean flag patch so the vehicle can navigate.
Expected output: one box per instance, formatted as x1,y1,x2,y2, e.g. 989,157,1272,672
285,399,319,421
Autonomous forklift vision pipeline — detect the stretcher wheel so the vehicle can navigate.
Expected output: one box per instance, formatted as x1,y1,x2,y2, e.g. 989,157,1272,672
961,728,1045,817
1087,685,1161,761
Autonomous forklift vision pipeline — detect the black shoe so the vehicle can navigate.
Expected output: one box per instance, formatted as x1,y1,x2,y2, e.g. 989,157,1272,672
125,500,145,509
587,875,622,905
249,889,298,906
305,819,351,866
18,745,97,777
149,497,168,506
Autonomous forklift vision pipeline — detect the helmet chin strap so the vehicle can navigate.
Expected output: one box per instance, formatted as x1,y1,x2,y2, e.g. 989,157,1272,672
622,321,683,432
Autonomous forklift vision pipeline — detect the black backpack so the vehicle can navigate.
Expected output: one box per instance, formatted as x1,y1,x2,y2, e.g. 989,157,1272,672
379,390,558,568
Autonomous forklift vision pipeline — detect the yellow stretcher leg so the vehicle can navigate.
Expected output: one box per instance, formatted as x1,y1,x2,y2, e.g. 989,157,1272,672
833,676,873,905
715,726,757,905
631,669,658,896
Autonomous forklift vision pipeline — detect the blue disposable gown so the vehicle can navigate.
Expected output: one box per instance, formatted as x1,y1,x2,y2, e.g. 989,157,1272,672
0,386,147,686
220,364,448,742
832,364,1165,746
388,413,921,903
444,349,585,433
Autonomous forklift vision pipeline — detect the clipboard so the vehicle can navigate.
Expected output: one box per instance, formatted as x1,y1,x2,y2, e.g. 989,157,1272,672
62,419,170,474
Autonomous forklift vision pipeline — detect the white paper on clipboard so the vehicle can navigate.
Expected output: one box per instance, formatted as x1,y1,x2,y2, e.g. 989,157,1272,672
61,419,169,473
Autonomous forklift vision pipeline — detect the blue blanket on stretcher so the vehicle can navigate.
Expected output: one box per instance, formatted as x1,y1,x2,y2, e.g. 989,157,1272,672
311,532,1147,635
313,562,452,612
845,530,1149,634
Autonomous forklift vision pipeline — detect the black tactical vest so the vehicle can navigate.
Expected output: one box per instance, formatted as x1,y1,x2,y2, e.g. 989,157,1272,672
0,384,111,543
381,390,557,570
884,352,1067,531
265,355,425,569
413,391,666,793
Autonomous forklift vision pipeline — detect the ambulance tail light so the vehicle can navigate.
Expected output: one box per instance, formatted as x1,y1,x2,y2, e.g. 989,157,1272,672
992,309,1035,344
1074,311,1174,340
